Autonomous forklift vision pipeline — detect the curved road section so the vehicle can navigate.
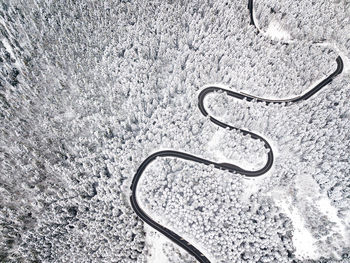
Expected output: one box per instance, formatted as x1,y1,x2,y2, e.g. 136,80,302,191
130,2,344,263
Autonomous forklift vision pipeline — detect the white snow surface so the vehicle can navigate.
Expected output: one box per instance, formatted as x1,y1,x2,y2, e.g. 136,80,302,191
1,0,350,262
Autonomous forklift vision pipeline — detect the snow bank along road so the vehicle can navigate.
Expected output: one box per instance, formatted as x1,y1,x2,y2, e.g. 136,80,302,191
130,1,344,262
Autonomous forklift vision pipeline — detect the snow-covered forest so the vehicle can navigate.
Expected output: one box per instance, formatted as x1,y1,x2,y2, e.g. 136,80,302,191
0,0,349,262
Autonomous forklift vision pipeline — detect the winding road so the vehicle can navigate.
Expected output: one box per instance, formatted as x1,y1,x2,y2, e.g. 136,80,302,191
130,1,344,262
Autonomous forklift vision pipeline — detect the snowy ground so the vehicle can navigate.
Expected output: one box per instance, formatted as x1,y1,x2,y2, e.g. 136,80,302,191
1,0,349,262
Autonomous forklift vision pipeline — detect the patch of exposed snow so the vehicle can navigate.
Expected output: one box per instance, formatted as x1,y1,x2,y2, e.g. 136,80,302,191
1,39,23,70
269,189,320,260
294,172,348,259
145,225,170,263
252,6,292,42
265,20,292,41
